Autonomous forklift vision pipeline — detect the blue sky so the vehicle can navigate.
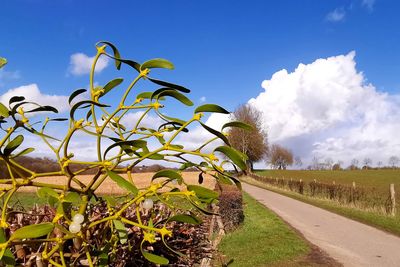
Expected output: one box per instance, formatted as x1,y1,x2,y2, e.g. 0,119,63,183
1,0,400,167
2,0,399,102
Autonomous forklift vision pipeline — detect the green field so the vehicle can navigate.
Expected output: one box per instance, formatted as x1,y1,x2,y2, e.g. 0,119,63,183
218,193,311,267
255,169,400,194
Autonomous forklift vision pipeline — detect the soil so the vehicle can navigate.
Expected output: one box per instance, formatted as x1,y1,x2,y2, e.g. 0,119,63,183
17,171,216,194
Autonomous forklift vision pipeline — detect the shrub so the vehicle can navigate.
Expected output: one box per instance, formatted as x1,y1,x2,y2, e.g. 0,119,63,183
0,43,250,266
215,184,244,231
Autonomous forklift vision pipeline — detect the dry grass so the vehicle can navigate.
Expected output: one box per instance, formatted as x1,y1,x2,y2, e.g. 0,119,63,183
17,172,216,194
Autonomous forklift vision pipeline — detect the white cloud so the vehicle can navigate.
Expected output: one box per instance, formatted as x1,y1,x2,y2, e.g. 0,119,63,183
68,53,109,76
174,113,231,152
120,111,165,130
326,8,346,22
199,96,206,103
0,84,69,113
249,52,400,167
361,0,375,11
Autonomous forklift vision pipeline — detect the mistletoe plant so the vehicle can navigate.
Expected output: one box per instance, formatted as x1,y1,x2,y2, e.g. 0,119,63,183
0,43,250,266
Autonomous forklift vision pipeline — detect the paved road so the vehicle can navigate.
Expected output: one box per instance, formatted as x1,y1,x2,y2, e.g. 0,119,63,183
243,183,400,267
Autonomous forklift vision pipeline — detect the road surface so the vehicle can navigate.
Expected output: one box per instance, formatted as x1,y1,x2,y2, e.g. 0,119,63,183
243,183,400,267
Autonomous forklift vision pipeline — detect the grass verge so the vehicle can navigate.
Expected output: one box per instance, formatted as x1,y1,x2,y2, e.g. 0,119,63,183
217,192,310,267
242,176,400,237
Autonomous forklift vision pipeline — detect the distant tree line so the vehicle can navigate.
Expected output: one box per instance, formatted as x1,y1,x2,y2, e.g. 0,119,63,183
0,156,179,178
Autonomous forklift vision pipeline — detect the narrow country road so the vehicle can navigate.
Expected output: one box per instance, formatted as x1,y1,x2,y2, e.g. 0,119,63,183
243,183,400,267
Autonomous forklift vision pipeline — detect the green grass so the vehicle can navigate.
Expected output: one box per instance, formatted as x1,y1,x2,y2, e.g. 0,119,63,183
255,169,400,194
218,192,310,267
6,192,45,209
242,176,400,237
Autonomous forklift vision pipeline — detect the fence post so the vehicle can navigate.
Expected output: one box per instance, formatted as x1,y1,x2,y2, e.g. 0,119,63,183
390,184,396,216
351,181,356,203
299,179,304,194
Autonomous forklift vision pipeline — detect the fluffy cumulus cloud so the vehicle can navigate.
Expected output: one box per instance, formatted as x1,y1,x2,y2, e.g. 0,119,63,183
174,113,231,152
249,52,400,167
0,84,69,113
68,53,109,76
326,8,346,22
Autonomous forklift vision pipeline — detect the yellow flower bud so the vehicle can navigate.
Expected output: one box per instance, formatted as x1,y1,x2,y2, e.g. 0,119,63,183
96,44,107,54
159,227,172,237
74,119,84,129
143,231,156,244
153,102,162,110
140,68,150,78
209,153,218,162
193,112,203,121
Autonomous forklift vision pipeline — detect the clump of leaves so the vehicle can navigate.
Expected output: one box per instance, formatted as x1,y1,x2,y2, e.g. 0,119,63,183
0,42,250,266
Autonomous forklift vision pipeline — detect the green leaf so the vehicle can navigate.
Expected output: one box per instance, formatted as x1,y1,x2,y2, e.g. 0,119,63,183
0,103,9,118
97,41,122,69
103,140,147,158
68,89,87,105
107,170,138,196
1,248,15,265
187,185,219,200
103,196,117,207
168,144,184,150
110,121,126,131
37,187,59,199
156,90,193,106
3,135,24,156
168,214,202,224
179,162,196,170
222,121,253,131
102,78,124,97
195,104,229,114
158,121,189,133
0,229,12,264
214,146,247,170
10,223,54,240
63,192,81,203
199,122,229,145
113,220,128,244
141,58,174,70
135,152,165,160
0,58,6,69
26,105,58,114
70,100,110,120
9,96,25,105
148,77,190,93
152,170,183,184
49,118,68,122
142,251,169,265
156,112,186,126
198,172,204,184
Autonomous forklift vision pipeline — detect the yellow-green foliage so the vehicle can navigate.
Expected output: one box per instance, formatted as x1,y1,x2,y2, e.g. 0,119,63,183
0,42,249,266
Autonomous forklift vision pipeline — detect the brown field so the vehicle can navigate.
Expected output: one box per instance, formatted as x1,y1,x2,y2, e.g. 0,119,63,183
18,172,216,194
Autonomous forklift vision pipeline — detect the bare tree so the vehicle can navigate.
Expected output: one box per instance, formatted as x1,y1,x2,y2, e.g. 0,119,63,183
350,158,359,170
363,158,372,169
324,157,334,170
312,156,321,170
388,156,399,168
227,104,268,171
377,161,383,168
294,156,302,168
268,144,293,170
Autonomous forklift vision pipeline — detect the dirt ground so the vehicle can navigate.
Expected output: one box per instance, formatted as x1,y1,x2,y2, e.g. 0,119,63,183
18,172,216,194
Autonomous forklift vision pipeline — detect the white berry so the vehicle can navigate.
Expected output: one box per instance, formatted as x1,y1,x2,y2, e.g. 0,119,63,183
69,222,81,234
142,198,154,210
73,214,85,224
